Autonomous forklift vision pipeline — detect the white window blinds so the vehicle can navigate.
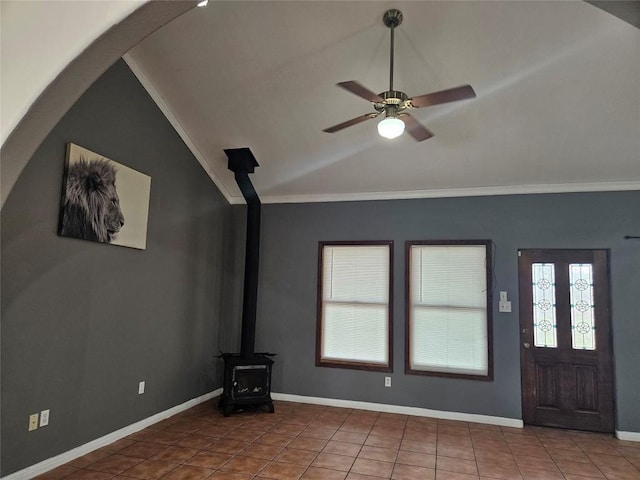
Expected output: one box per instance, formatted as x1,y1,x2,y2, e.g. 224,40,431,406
320,244,390,366
409,244,489,376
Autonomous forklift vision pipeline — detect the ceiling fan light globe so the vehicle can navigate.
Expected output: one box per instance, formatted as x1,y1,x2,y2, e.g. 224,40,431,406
378,117,405,139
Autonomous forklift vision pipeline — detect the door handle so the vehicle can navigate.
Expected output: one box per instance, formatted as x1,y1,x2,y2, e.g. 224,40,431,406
523,342,530,349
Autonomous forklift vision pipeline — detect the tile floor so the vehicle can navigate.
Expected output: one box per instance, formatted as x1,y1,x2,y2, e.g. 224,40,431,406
36,399,640,480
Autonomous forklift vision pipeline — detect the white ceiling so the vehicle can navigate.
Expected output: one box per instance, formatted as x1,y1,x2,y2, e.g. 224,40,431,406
126,1,640,204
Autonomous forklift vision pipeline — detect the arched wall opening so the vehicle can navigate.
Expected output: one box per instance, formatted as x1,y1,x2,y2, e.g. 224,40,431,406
1,0,197,208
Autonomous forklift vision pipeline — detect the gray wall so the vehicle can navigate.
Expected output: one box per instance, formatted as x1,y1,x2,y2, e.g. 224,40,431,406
0,60,241,475
256,192,640,431
2,57,639,477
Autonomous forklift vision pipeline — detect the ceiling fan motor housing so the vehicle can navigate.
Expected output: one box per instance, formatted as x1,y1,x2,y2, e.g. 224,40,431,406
374,91,411,117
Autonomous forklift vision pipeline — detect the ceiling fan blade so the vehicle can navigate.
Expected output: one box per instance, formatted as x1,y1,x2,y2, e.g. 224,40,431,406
337,81,385,103
410,85,476,109
401,114,434,142
323,113,380,133
323,112,380,133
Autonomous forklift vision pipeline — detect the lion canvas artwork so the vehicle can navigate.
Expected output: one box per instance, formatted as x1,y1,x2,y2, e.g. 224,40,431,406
59,143,151,250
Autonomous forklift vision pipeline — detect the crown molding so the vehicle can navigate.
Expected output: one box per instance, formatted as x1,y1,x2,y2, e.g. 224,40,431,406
123,54,236,204
121,55,640,207
260,181,640,204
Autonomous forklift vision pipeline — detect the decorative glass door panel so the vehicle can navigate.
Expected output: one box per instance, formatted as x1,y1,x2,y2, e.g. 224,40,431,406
532,263,557,348
569,263,596,350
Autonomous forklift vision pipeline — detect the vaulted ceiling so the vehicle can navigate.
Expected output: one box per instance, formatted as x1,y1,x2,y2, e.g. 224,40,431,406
126,1,640,204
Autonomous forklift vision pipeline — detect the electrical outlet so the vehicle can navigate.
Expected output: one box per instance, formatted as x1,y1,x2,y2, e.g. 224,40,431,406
28,413,39,431
384,376,391,387
138,381,145,395
40,409,50,427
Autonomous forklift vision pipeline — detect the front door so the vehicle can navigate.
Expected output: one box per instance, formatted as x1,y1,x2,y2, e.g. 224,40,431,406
518,249,615,433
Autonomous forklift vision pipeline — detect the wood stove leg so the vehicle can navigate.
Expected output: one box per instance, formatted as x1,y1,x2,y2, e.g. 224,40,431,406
266,401,274,414
218,395,233,417
222,403,234,417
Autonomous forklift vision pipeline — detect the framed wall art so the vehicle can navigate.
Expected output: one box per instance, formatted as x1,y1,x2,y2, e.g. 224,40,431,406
58,143,151,250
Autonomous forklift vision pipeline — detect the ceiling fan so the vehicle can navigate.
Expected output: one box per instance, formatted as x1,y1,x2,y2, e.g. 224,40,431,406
324,9,476,142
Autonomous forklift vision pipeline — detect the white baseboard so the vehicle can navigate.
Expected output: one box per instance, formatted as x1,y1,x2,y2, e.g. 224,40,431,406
271,392,524,428
617,430,640,442
7,389,638,479
1,389,222,480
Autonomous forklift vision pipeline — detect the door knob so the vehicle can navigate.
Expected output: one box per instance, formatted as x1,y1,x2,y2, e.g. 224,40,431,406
523,342,530,349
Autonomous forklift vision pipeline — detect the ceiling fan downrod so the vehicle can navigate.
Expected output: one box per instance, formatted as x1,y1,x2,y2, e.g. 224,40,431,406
383,9,402,92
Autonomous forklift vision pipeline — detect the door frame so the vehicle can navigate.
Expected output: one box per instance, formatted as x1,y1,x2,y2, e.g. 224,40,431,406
518,248,616,433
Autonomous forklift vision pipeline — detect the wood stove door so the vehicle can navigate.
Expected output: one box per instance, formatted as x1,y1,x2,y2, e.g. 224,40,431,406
232,364,270,400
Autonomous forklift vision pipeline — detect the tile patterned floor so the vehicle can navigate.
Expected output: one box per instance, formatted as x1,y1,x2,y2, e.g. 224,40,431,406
35,399,640,480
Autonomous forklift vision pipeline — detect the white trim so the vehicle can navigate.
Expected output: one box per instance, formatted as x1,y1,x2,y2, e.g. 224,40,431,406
117,57,640,207
7,388,637,479
271,392,524,428
1,389,222,480
260,182,640,205
122,54,238,204
92,59,640,208
616,430,640,442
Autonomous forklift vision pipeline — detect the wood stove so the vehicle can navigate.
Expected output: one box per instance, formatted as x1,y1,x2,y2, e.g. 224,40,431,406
218,148,275,417
218,353,274,417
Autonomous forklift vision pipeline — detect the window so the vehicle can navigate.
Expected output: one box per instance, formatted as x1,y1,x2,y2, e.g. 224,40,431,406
317,241,393,371
406,240,492,380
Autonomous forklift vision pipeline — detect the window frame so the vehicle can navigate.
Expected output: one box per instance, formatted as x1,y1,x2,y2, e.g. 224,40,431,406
405,239,493,381
316,240,393,372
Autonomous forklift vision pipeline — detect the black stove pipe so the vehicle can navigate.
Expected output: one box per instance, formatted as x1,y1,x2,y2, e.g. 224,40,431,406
225,148,260,356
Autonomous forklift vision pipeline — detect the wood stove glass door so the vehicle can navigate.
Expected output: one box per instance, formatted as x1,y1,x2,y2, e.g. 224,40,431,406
232,365,270,399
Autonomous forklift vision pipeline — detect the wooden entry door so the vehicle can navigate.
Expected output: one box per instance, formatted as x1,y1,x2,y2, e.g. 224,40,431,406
518,249,615,433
